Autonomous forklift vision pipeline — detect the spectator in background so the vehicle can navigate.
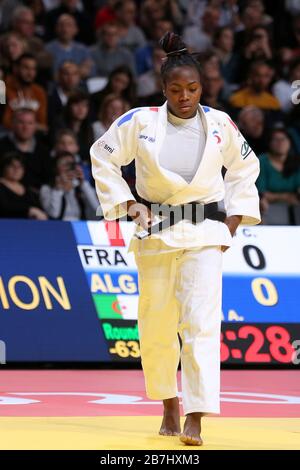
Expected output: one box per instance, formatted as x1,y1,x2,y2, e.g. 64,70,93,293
90,22,136,77
24,0,48,40
46,14,95,79
185,0,239,29
257,128,300,225
0,0,22,33
137,46,166,105
52,128,79,156
243,25,273,62
114,0,146,52
199,50,222,73
0,152,47,219
237,106,268,154
229,61,281,117
234,3,270,52
94,0,118,31
91,65,136,119
47,61,83,124
0,108,50,191
280,14,300,64
9,6,53,80
45,0,94,45
183,5,221,52
213,26,240,85
0,32,28,76
40,151,99,220
238,25,274,81
2,53,48,131
140,0,182,38
52,127,92,181
53,90,94,162
201,67,227,112
135,19,173,75
93,93,129,140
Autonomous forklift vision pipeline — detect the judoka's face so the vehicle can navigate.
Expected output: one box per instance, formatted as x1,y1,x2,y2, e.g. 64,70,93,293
164,66,202,119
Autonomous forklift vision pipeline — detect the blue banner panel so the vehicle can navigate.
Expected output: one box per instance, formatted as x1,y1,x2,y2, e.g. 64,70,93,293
222,275,300,323
0,220,110,362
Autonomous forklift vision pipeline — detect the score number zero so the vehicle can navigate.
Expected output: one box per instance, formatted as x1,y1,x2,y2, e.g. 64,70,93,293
243,244,278,306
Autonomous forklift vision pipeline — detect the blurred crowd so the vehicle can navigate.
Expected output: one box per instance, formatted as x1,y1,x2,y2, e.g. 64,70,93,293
0,0,300,224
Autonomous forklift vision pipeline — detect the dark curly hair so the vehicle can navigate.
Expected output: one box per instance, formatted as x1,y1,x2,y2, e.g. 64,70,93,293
159,32,202,83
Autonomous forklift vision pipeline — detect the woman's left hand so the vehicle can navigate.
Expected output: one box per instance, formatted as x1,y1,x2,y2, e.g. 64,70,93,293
221,215,242,252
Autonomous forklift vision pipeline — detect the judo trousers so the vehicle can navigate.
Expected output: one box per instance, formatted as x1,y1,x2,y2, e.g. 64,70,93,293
134,243,223,415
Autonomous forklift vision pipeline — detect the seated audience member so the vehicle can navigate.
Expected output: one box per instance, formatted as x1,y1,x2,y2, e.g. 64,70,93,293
243,25,273,61
135,19,173,75
25,0,48,40
139,0,182,39
9,6,53,79
52,128,91,181
45,0,94,45
40,152,99,220
90,22,136,77
52,128,80,159
91,65,136,119
234,3,270,52
0,152,47,219
257,128,300,225
52,90,94,162
0,0,22,33
94,0,118,31
280,14,300,63
114,0,146,52
2,53,48,131
93,94,129,140
183,5,221,52
229,61,280,111
137,46,166,105
0,32,28,76
185,0,239,29
237,106,268,154
46,13,95,79
0,108,50,191
201,67,228,112
47,61,83,124
213,26,240,85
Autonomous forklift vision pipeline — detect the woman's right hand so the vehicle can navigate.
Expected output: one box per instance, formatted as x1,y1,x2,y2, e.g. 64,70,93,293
28,207,48,220
125,200,155,230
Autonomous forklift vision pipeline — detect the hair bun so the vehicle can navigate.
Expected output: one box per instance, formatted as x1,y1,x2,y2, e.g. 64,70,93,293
159,32,188,56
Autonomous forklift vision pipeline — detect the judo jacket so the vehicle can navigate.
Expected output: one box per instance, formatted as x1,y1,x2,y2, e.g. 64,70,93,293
90,102,261,252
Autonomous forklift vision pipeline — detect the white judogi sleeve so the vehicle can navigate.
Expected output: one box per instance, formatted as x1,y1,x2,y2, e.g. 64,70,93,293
222,114,261,225
90,110,139,220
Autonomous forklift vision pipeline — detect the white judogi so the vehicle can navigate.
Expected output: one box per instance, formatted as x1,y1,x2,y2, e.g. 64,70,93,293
90,102,261,415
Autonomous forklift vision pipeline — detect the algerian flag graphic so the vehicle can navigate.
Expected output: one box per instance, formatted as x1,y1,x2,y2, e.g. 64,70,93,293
93,294,138,320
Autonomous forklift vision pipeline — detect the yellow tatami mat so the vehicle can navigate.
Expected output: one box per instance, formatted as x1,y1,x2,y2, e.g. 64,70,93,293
0,417,299,450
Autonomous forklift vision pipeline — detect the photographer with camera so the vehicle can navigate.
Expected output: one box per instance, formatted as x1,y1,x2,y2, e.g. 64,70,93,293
40,151,99,220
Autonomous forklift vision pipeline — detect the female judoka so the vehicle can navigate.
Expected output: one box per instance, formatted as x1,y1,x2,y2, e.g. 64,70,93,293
90,32,261,446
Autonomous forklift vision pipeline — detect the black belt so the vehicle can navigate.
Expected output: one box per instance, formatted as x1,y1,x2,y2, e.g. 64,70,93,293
135,198,226,239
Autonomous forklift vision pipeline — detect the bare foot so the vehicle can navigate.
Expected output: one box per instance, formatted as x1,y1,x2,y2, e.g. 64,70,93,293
180,412,203,446
159,397,181,436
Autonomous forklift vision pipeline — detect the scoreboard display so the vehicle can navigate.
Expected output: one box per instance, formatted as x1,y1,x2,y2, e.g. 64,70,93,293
75,222,300,366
